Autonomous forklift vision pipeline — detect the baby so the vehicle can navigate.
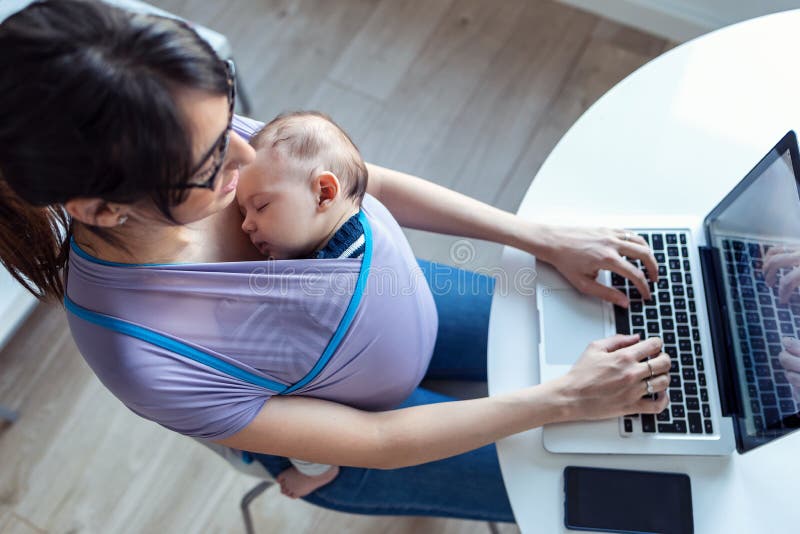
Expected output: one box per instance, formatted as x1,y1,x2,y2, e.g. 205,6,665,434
238,110,367,262
237,111,369,497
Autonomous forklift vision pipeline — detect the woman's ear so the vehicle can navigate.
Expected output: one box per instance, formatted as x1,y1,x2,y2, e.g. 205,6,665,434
314,172,340,209
64,198,129,227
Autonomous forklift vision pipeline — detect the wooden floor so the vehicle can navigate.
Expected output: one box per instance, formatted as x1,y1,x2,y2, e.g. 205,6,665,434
0,1,672,532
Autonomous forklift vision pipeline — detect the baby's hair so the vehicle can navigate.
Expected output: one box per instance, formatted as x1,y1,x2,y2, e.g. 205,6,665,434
250,111,368,203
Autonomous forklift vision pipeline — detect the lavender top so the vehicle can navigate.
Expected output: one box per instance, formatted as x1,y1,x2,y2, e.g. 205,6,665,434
64,117,438,441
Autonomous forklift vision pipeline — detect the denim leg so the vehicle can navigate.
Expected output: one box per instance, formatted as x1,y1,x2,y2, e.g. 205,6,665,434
417,259,496,381
252,386,515,523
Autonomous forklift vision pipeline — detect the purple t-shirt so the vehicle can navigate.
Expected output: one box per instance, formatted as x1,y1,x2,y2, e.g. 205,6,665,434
65,119,438,440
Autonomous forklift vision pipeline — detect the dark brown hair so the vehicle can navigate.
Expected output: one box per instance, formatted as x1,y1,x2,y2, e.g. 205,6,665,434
0,0,229,301
251,111,369,203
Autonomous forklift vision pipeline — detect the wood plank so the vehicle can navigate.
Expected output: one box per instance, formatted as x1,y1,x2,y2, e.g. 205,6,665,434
493,24,668,214
314,0,534,270
591,18,670,58
370,0,597,269
328,0,456,101
0,304,59,410
0,307,93,520
417,1,598,198
354,0,530,173
153,0,379,121
0,511,45,534
236,0,381,120
305,80,384,147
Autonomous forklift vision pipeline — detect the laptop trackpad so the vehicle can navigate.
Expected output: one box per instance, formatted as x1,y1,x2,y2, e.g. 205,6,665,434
541,289,607,365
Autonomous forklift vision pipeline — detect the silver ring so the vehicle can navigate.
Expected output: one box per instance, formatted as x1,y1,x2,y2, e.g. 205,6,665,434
645,359,654,378
645,379,654,395
622,232,633,242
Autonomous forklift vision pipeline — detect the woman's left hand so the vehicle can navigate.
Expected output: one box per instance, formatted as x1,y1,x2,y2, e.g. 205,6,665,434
532,225,659,308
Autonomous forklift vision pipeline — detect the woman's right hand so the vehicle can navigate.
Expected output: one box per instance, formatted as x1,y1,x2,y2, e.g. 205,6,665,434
558,334,671,421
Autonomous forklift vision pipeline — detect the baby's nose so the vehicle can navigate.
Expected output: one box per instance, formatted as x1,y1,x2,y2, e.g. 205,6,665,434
241,217,254,233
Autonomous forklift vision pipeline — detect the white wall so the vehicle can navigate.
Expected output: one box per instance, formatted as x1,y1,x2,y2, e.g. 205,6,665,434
559,0,800,42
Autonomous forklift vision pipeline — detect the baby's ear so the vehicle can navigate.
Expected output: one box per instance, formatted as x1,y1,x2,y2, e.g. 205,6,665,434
315,171,340,208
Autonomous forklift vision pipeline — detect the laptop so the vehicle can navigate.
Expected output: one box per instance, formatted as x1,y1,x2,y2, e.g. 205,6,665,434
536,131,800,455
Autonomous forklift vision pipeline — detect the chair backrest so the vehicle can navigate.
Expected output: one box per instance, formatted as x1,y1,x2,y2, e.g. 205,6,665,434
0,1,232,59
103,0,232,58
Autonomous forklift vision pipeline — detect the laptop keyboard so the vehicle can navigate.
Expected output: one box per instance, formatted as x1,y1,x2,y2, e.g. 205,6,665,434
722,238,800,435
612,230,714,436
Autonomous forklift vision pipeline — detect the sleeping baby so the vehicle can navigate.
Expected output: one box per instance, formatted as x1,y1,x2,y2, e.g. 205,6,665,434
236,110,369,498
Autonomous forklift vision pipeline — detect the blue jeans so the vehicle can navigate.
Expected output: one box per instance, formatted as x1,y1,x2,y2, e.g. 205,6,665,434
251,259,515,523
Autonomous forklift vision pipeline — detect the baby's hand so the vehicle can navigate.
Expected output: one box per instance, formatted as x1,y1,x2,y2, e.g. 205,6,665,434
276,465,340,499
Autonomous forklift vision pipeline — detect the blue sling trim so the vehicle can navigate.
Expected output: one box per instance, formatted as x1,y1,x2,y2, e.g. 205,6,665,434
281,210,373,394
65,210,373,395
69,237,176,267
64,296,289,393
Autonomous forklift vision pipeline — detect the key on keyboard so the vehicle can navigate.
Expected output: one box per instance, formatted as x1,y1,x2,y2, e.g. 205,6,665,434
616,231,714,436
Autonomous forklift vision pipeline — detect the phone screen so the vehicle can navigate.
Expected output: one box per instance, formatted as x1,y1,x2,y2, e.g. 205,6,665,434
564,466,693,534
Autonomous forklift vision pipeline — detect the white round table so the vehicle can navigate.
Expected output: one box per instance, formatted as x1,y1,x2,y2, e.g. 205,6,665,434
487,10,800,533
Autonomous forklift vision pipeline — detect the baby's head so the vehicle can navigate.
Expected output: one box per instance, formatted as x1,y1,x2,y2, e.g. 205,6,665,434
237,111,368,259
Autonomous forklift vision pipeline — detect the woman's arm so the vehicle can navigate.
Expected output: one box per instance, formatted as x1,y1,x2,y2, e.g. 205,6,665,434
215,380,567,469
366,162,548,256
365,163,659,307
214,335,669,469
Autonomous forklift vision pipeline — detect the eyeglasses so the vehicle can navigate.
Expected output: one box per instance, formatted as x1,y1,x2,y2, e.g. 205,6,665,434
181,59,237,190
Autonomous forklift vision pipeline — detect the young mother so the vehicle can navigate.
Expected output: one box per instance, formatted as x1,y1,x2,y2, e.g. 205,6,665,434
0,0,670,524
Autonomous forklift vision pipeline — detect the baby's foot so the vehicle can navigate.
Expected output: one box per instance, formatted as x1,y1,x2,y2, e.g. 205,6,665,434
276,465,340,499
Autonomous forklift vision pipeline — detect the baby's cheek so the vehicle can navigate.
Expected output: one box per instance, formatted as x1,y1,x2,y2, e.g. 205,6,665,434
251,215,270,236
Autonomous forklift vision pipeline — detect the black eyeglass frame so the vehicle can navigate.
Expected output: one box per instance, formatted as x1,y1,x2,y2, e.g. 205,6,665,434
180,59,237,190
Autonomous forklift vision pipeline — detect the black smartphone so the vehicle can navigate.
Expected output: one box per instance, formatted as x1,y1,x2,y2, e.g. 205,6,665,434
564,466,693,534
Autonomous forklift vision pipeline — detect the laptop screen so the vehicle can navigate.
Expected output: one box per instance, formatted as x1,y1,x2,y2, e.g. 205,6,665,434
706,132,800,451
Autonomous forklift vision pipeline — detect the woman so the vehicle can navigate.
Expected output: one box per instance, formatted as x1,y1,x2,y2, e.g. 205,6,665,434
0,0,669,523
